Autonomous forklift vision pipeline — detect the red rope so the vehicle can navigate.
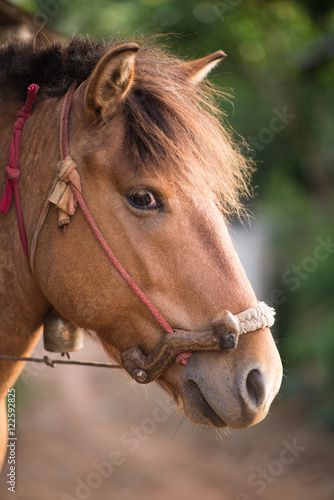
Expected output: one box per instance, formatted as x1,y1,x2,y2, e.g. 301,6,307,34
62,83,191,365
71,178,191,364
62,83,177,333
70,183,174,335
0,84,39,258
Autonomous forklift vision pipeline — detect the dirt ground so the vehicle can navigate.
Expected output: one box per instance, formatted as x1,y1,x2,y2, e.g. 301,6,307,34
0,337,333,500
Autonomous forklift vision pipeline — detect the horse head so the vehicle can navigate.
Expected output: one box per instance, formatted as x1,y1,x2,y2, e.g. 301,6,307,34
19,40,282,429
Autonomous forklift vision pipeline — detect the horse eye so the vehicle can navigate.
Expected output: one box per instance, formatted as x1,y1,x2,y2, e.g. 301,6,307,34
126,188,163,210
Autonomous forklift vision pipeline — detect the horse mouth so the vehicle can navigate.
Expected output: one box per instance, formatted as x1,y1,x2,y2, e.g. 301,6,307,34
181,380,227,428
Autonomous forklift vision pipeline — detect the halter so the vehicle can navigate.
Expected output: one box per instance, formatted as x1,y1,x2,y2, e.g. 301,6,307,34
0,83,276,384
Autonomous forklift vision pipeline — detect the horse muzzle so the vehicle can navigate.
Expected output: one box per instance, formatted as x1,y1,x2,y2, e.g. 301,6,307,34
121,301,275,383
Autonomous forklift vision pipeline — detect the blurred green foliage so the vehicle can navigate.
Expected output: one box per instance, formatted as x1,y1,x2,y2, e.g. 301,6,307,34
13,0,334,427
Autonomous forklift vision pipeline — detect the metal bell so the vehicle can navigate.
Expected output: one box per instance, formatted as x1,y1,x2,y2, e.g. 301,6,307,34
43,310,84,353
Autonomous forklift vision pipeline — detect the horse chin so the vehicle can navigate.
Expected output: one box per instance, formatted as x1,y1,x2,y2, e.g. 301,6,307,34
157,374,226,427
181,380,227,428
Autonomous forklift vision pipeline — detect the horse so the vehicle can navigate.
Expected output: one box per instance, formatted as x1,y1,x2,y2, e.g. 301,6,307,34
0,37,282,469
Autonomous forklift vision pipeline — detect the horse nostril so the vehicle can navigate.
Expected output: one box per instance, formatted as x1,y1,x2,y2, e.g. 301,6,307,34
245,369,266,408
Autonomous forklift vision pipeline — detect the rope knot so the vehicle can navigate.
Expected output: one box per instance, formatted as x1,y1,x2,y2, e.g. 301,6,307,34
58,156,77,183
16,109,30,120
5,166,20,182
13,117,26,133
48,156,83,229
43,355,55,367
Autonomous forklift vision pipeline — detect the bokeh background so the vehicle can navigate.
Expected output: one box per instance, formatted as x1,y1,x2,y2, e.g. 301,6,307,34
1,0,334,499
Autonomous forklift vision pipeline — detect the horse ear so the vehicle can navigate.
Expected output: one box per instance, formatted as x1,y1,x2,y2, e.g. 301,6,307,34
176,50,226,84
84,43,139,121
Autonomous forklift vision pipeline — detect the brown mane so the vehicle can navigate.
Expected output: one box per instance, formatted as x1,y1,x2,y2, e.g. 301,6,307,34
0,36,253,216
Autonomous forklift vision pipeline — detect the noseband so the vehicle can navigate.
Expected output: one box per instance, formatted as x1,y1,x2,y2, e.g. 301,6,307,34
0,83,275,384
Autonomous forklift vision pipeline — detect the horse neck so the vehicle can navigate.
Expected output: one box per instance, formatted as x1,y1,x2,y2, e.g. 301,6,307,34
0,94,63,336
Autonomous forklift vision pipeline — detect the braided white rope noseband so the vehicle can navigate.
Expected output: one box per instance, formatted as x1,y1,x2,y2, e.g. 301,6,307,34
236,301,275,335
